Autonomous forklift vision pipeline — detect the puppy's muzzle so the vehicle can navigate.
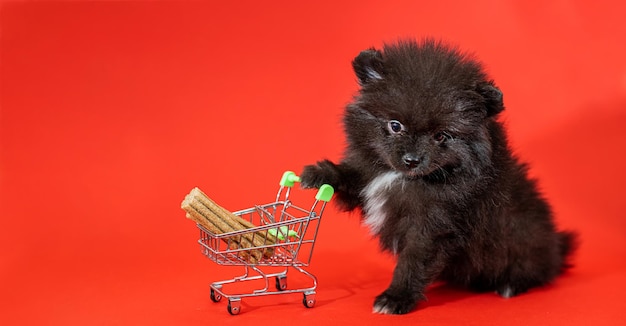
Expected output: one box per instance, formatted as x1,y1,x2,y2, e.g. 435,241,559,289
402,153,423,169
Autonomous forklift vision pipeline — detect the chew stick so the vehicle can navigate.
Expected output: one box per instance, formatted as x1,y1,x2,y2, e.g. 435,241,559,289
187,188,276,251
184,210,219,235
186,213,243,253
182,187,279,262
183,204,255,262
234,210,279,244
192,200,262,262
183,199,257,263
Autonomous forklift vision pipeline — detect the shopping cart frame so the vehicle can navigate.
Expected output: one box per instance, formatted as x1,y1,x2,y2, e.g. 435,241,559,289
194,171,333,315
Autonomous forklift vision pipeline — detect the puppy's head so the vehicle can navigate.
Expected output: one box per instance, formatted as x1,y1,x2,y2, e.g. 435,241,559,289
345,39,504,180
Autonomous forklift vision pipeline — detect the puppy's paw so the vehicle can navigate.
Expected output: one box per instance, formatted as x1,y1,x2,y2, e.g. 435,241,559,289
372,291,418,315
496,284,528,298
300,160,340,189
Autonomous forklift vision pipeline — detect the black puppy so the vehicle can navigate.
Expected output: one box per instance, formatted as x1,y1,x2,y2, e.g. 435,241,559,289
301,39,576,314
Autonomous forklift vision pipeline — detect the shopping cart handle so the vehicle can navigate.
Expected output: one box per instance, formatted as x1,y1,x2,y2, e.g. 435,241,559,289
315,184,334,202
279,171,333,201
279,171,301,187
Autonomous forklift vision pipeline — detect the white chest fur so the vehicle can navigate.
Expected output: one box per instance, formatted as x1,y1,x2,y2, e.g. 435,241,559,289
361,171,403,235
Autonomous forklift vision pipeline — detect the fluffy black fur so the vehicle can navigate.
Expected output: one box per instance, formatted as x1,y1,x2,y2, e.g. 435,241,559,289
301,39,577,315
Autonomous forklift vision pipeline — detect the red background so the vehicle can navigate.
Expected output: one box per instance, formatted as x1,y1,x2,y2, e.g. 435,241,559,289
1,1,625,325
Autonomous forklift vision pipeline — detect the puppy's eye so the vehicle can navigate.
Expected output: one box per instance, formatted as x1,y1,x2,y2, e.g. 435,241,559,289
388,120,405,134
433,131,452,143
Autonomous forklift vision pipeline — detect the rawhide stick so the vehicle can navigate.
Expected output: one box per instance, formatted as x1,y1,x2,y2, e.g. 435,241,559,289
183,209,219,234
188,190,273,259
188,196,263,260
235,209,279,244
182,188,278,261
182,194,259,263
186,213,242,253
182,202,256,262
188,188,276,255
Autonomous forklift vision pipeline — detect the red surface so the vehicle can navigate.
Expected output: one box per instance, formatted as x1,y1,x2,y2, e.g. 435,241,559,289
1,1,625,325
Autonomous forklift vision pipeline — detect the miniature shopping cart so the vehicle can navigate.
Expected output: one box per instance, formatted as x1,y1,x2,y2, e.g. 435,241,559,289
194,171,333,315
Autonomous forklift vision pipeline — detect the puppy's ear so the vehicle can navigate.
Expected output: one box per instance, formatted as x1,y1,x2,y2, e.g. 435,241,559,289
478,82,504,117
352,48,384,85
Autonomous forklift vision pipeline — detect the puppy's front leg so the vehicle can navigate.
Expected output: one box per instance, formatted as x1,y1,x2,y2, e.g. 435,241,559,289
301,160,363,211
374,237,445,315
301,159,343,189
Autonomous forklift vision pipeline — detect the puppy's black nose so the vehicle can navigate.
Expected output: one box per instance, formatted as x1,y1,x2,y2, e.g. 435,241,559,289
402,153,422,169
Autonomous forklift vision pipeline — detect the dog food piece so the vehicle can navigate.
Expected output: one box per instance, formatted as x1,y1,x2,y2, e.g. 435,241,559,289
183,201,259,263
184,195,263,262
185,212,220,235
181,187,276,261
187,188,276,253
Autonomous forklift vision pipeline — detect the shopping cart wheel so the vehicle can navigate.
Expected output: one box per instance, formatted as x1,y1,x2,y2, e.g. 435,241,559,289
210,288,222,302
275,275,287,291
227,298,241,315
303,292,316,308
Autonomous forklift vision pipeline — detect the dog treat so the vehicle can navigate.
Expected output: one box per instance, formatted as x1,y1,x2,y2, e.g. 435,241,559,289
185,211,219,235
237,214,279,244
183,202,258,263
183,195,263,262
188,188,252,232
190,197,264,260
181,187,276,262
186,212,244,257
188,188,277,248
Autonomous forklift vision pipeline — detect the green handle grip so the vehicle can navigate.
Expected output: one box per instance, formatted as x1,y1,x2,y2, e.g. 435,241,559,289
268,226,300,240
315,184,334,202
279,171,301,187
278,171,334,202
